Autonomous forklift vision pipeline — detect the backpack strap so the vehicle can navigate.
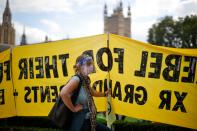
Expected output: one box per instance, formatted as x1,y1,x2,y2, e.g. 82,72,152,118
70,74,83,103
74,74,82,87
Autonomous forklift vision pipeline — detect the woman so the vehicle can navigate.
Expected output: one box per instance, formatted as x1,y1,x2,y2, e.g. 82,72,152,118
60,54,111,131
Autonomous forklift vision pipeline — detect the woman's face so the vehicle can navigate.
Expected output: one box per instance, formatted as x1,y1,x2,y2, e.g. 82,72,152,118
81,60,94,76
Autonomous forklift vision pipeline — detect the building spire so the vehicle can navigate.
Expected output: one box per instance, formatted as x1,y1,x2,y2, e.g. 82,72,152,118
128,5,131,17
115,1,122,14
119,1,123,8
6,0,9,8
104,3,108,16
3,0,11,24
45,35,48,42
20,26,27,45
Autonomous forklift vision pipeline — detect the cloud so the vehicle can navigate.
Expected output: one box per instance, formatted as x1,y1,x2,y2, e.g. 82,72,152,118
14,18,103,45
9,0,73,13
175,0,197,17
71,0,119,7
14,20,67,45
40,19,62,35
132,0,179,19
40,19,70,41
130,0,197,42
70,20,103,38
1,0,196,45
71,0,94,6
40,19,59,30
131,0,196,20
14,21,47,45
132,20,156,42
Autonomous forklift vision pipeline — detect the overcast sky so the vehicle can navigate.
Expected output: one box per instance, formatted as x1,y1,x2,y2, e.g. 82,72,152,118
0,0,196,45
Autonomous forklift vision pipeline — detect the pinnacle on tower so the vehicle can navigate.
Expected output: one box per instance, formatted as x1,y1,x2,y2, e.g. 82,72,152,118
45,35,49,43
128,5,131,17
3,0,12,24
104,3,108,16
20,26,27,45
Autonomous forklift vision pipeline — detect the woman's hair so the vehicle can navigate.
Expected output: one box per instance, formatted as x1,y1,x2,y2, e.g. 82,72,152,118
73,54,93,73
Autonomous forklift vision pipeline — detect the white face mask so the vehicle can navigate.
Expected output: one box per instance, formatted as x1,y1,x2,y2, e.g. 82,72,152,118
81,64,94,75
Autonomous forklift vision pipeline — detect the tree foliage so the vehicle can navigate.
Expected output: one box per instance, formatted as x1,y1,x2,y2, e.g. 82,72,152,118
148,15,197,48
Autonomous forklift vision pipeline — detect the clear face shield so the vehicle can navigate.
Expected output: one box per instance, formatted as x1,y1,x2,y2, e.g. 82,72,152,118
85,59,96,74
78,55,96,75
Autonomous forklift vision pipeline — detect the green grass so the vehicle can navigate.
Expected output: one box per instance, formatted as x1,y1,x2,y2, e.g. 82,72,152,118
0,116,194,131
0,126,62,131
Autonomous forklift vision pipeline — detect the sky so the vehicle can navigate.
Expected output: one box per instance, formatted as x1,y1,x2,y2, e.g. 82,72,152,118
0,0,196,45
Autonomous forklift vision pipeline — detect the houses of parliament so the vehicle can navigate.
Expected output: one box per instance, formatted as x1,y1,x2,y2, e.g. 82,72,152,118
0,0,131,46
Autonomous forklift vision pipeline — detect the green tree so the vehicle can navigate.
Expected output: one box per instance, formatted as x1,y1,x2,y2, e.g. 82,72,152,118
148,15,197,48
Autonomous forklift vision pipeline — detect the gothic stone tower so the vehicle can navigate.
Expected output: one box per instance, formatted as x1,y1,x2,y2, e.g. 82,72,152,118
104,2,131,38
0,0,15,45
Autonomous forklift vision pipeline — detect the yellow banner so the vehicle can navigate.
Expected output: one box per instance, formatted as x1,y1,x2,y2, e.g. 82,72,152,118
0,34,197,129
12,34,107,116
109,34,197,129
0,49,16,118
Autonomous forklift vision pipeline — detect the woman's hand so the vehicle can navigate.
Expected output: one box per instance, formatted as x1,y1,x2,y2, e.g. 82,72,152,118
104,88,111,97
91,83,112,97
74,104,83,112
